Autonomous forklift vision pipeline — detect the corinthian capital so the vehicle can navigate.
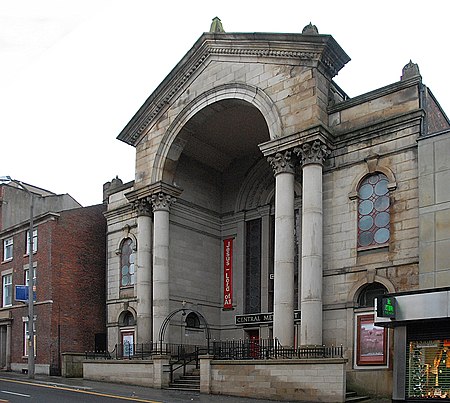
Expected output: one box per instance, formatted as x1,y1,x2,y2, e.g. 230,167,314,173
294,140,330,166
151,192,176,212
133,198,152,216
267,150,296,175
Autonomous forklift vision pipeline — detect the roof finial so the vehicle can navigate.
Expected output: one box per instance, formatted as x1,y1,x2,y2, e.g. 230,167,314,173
401,60,421,81
210,17,225,33
302,22,319,35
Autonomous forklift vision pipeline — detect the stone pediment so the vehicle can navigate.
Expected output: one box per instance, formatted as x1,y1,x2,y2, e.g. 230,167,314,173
117,32,350,146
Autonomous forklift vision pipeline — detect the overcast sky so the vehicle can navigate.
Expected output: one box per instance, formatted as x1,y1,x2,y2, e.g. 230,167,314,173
1,0,449,206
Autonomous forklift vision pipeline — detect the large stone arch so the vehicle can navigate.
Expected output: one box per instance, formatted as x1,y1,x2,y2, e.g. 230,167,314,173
151,83,283,183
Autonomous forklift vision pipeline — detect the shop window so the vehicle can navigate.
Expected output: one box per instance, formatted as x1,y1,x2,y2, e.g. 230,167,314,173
26,228,38,255
120,238,135,287
407,340,450,399
3,238,13,261
185,312,200,329
357,173,390,249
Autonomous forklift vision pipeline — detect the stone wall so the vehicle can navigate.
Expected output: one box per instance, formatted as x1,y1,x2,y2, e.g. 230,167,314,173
202,357,347,402
83,360,155,387
418,130,450,287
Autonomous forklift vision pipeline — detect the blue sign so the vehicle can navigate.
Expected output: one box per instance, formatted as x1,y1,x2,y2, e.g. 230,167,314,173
15,285,36,302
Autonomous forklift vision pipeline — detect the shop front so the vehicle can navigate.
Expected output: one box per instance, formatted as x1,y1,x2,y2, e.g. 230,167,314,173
375,287,450,401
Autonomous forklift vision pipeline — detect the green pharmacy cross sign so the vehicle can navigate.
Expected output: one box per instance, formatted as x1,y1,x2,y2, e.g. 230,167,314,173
377,296,396,319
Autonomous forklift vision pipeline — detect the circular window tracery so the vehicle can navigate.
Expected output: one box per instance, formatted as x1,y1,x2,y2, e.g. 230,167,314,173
357,173,390,248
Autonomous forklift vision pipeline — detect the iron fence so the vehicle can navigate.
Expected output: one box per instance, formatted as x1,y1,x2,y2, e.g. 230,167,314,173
85,339,343,361
211,339,343,360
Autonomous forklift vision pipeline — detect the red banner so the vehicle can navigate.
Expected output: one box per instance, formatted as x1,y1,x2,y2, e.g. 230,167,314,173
223,238,233,309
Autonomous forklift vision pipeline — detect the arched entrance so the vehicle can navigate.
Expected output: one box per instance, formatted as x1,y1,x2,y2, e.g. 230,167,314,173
158,306,211,351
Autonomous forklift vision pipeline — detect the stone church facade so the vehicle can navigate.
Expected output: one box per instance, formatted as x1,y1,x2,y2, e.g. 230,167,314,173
104,21,450,398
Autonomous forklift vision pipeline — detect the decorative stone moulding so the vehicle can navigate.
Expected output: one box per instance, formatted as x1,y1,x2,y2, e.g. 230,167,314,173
267,150,296,175
117,32,350,147
294,140,331,166
150,192,176,212
133,198,152,216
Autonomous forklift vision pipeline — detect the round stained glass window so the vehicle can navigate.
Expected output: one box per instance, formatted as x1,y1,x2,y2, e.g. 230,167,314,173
374,228,390,244
359,231,374,247
375,180,388,196
374,196,389,212
375,212,390,227
359,200,373,215
359,215,373,231
357,173,390,248
358,184,373,200
120,238,136,287
368,174,379,184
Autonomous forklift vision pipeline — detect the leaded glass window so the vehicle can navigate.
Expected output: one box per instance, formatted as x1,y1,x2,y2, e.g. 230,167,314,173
246,219,261,314
120,238,135,287
358,173,390,249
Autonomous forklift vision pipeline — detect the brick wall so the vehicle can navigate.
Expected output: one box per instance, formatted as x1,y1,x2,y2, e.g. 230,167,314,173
0,203,106,374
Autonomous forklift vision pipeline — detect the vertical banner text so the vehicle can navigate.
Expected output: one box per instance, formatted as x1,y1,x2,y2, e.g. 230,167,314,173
223,238,233,309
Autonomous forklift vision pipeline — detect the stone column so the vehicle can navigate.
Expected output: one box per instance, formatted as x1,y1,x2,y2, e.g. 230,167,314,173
151,192,176,343
134,198,153,344
294,140,330,346
268,150,296,347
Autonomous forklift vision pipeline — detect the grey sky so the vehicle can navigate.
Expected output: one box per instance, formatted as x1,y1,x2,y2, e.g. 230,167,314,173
1,0,448,206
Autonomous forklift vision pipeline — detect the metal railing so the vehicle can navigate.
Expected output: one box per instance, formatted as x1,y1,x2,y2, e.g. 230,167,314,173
211,339,343,360
85,340,343,361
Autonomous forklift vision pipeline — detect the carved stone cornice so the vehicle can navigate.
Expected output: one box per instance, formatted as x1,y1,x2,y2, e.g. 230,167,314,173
267,150,296,175
294,140,331,167
151,192,176,212
133,198,152,217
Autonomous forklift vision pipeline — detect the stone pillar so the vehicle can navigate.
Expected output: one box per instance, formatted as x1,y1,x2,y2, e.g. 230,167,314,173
151,192,176,343
134,198,153,344
152,354,171,389
268,150,296,347
294,140,330,346
199,354,214,394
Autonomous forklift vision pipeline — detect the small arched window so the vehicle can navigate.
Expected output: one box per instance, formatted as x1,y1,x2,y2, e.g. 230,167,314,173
120,238,135,287
120,310,136,327
357,173,390,249
185,312,201,329
357,283,387,308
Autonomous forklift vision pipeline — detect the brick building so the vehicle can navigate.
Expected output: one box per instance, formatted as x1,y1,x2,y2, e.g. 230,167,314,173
0,181,106,375
102,21,450,400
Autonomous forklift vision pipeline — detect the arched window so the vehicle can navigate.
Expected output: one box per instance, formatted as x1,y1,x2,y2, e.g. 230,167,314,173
357,173,390,249
120,311,136,327
185,312,201,329
120,238,135,287
357,282,387,308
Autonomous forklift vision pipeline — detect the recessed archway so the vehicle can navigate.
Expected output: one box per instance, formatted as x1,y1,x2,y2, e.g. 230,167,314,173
151,83,281,184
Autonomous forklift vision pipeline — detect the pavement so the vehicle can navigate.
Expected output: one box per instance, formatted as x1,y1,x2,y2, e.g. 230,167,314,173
0,371,393,402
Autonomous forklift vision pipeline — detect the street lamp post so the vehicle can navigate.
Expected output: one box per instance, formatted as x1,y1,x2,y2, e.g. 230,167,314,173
0,176,35,378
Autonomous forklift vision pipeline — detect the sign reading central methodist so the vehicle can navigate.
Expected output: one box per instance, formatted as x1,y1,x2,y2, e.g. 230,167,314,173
236,311,301,325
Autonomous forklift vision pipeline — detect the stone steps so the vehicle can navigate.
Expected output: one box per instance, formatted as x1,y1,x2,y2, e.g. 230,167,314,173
346,391,371,402
167,369,200,392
